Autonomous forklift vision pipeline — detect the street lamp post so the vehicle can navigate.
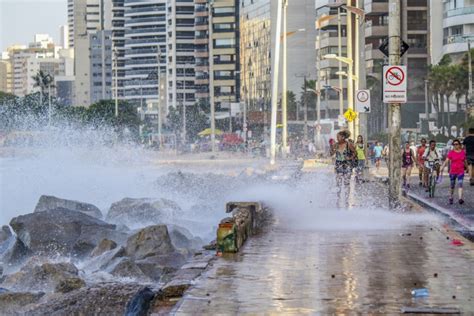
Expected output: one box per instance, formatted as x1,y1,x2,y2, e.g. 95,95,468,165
114,48,118,117
182,71,187,145
270,0,284,164
282,0,288,156
209,1,216,152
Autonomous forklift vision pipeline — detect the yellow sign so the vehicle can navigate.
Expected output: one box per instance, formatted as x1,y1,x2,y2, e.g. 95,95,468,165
344,109,357,122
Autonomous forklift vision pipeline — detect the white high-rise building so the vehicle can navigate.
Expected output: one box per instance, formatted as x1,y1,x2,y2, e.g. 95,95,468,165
60,25,70,49
123,0,168,105
167,0,196,109
441,0,474,60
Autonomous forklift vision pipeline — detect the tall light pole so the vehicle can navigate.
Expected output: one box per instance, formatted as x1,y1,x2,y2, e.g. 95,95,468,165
270,0,284,164
388,0,402,209
282,0,288,156
182,70,187,145
114,48,118,117
156,45,163,146
467,38,473,117
209,1,216,152
337,6,344,117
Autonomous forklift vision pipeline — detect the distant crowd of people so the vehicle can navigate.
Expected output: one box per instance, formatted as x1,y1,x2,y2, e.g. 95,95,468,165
327,128,474,207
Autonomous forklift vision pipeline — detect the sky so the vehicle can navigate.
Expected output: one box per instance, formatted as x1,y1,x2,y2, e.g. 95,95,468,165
0,0,67,52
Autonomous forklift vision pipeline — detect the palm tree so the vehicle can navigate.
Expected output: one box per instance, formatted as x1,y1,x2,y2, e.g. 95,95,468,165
32,70,54,105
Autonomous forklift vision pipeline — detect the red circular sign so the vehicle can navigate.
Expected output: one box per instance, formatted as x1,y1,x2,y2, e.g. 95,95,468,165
385,66,405,86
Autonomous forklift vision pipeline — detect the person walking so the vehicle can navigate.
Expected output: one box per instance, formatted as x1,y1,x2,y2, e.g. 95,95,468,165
463,128,474,186
374,142,383,171
401,142,415,189
330,130,356,207
416,138,427,187
355,135,366,183
382,144,390,166
440,139,467,205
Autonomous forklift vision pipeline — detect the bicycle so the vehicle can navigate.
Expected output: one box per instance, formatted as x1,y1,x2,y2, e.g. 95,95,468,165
426,160,440,198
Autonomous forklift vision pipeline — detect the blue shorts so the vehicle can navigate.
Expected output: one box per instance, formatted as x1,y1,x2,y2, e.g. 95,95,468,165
449,173,464,188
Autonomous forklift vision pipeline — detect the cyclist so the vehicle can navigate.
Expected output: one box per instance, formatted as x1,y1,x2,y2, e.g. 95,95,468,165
330,130,356,206
423,140,441,193
440,139,467,205
401,142,415,189
355,135,366,183
416,138,427,187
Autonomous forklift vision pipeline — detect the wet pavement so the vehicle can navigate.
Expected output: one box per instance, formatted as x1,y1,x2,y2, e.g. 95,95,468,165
174,169,474,315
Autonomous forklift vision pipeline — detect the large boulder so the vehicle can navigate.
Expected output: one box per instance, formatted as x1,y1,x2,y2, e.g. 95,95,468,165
24,283,148,315
0,237,31,266
9,208,127,258
0,226,11,244
34,195,102,219
0,291,45,315
106,198,182,227
90,239,117,257
105,257,150,281
125,225,175,260
1,260,80,292
168,225,204,251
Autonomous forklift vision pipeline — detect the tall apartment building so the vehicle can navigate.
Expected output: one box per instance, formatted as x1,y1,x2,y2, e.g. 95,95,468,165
0,60,13,94
441,0,474,60
194,0,211,102
167,0,196,110
364,0,430,129
122,0,168,106
315,0,348,119
194,0,240,112
105,0,126,98
89,31,113,103
239,0,317,114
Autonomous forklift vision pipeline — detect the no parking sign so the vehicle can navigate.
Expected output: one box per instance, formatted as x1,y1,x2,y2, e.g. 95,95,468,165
383,65,407,103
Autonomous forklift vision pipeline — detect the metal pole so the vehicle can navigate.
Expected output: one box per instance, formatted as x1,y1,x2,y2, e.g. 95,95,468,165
48,83,51,126
182,73,186,145
229,96,232,132
282,0,288,156
346,0,354,136
388,0,401,209
114,50,118,117
157,45,162,146
424,79,429,125
468,39,473,117
209,3,216,152
304,76,308,141
270,0,284,164
338,7,343,116
354,0,360,138
316,29,321,128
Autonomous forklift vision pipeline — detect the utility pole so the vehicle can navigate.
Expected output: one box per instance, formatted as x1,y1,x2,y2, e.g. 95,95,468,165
209,1,216,152
182,73,186,145
114,49,118,117
157,45,162,146
388,0,402,209
282,0,288,156
303,76,308,142
270,0,284,164
48,83,52,127
337,6,344,117
346,0,354,137
354,0,360,138
468,39,473,118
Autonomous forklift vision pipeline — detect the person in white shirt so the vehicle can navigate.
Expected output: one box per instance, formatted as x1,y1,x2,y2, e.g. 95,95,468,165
422,140,441,191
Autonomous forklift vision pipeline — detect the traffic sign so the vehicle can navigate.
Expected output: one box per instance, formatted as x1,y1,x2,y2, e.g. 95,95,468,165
383,65,407,103
378,38,410,58
355,89,371,113
344,108,357,122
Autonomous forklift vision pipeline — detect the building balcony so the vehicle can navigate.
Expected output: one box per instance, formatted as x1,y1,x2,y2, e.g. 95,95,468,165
195,38,209,45
443,6,474,29
195,50,209,57
195,24,208,31
195,78,209,85
365,43,385,61
443,34,474,56
195,10,208,17
364,0,389,15
365,23,388,38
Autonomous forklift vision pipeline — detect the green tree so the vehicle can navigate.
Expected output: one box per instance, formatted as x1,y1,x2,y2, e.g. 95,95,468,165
286,91,297,119
167,104,208,141
299,79,316,120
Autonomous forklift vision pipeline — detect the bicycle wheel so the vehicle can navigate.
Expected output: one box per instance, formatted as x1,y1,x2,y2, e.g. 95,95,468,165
429,175,436,198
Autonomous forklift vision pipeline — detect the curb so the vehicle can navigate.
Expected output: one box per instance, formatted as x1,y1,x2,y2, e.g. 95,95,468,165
407,192,474,235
